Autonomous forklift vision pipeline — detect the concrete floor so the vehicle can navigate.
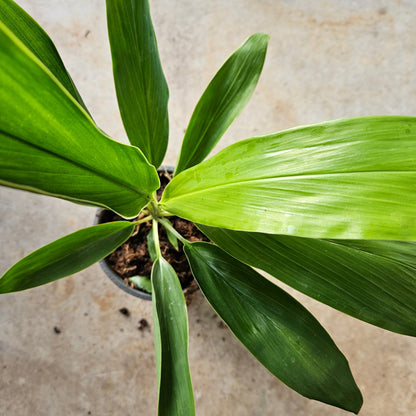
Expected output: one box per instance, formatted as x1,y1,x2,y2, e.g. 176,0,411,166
1,1,416,415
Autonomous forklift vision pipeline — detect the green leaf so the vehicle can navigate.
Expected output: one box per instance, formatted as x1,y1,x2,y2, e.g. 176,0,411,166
198,226,416,336
166,228,179,250
152,257,195,416
162,116,416,240
129,275,152,293
184,242,362,413
0,21,159,218
0,0,86,109
106,0,169,167
175,33,269,174
0,222,136,293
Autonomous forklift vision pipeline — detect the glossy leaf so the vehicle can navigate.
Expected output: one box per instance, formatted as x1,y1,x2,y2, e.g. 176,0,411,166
184,242,362,413
162,116,416,240
0,222,136,293
0,0,86,109
106,0,169,167
175,33,269,174
0,21,159,218
152,257,195,416
198,226,416,336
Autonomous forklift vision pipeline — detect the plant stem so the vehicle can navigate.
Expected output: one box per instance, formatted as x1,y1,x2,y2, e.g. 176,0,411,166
152,219,162,258
157,217,189,246
133,215,153,225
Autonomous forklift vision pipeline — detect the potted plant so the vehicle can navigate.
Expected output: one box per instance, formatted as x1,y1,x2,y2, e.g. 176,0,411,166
95,166,208,303
0,0,415,414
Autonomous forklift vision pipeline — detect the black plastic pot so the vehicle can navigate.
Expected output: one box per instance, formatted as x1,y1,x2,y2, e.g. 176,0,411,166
94,208,152,300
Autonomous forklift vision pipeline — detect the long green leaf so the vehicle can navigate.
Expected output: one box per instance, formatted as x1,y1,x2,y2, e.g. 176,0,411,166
175,33,269,174
152,257,195,416
106,0,169,167
0,21,159,218
198,226,416,336
162,116,416,240
0,222,136,293
0,0,86,109
184,242,362,413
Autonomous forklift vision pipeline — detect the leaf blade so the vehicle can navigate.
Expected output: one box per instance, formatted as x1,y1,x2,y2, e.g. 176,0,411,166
0,222,136,293
198,226,416,336
106,0,169,167
162,116,416,240
152,257,195,416
175,33,269,174
184,242,362,413
0,21,159,218
0,0,86,109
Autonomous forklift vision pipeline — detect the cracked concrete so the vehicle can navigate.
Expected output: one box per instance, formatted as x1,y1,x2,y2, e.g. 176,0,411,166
1,1,416,415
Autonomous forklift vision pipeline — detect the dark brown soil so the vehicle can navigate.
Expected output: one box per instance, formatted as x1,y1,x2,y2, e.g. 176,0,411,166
100,169,209,304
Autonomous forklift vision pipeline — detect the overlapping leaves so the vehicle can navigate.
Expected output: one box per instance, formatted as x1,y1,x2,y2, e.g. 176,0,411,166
185,242,363,413
199,226,416,336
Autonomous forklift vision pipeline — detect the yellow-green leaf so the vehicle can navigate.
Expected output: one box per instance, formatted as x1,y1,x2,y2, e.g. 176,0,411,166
162,116,416,240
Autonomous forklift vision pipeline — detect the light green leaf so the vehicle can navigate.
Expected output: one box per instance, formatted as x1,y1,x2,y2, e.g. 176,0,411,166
198,226,416,336
152,257,195,416
0,222,136,293
129,275,152,293
0,21,159,218
166,227,179,251
175,33,269,174
0,0,86,109
106,0,169,167
184,242,362,413
162,116,416,240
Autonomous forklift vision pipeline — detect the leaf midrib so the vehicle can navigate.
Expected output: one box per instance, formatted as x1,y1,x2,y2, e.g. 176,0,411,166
165,170,415,202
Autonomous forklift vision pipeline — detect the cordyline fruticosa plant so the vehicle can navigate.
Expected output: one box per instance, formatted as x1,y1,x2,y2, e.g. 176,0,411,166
1,0,416,414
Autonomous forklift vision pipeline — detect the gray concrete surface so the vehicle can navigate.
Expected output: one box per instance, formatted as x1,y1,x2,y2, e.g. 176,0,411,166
1,1,416,415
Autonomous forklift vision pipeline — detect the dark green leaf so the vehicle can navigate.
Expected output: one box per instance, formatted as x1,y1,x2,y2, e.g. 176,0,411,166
106,0,169,167
198,226,416,336
0,21,159,218
0,222,136,293
175,33,269,174
162,116,416,240
0,0,86,109
185,242,362,414
152,257,195,416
